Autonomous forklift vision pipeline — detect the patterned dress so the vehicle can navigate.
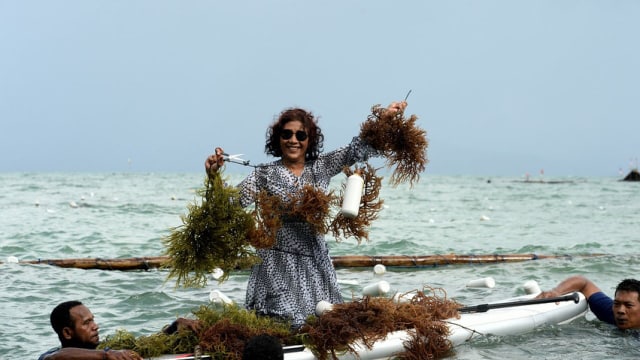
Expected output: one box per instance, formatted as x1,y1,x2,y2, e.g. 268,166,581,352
237,137,379,328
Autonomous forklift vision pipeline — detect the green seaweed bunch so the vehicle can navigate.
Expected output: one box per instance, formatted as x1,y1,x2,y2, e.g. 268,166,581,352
163,171,259,287
99,328,199,358
99,304,299,359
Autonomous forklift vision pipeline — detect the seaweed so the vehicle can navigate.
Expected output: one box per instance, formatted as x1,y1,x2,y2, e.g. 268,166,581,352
99,328,199,357
301,288,460,359
163,171,259,287
360,104,428,187
100,288,459,359
100,304,294,359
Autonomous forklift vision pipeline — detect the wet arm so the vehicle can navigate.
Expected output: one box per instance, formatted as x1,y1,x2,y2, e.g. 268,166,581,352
537,275,602,300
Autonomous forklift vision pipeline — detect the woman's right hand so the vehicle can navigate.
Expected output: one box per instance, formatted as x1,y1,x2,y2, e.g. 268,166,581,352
205,147,225,174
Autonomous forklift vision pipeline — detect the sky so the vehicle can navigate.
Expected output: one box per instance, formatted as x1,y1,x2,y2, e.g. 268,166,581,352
1,1,639,177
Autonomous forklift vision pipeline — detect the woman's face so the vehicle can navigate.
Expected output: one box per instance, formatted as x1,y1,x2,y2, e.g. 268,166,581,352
279,120,308,164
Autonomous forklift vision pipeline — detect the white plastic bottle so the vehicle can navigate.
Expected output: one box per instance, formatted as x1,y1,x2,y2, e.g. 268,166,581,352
341,171,364,218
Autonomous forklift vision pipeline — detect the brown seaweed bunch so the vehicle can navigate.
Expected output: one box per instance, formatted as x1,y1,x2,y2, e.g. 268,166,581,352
396,288,461,359
330,164,384,244
247,185,334,248
287,184,334,235
360,104,428,187
246,189,284,249
195,304,294,360
163,171,260,287
302,288,460,360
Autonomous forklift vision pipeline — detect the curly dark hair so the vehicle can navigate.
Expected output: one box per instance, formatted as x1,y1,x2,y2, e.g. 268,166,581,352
616,279,640,300
265,108,324,161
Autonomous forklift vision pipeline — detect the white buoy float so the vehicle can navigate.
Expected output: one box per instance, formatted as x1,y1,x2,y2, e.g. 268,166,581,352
211,267,224,280
392,292,416,303
337,279,359,286
209,290,233,305
466,277,496,288
315,300,334,316
373,264,386,275
362,281,390,297
6,256,19,264
523,280,541,295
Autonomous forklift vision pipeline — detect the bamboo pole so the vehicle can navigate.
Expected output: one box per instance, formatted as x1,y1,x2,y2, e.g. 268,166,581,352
2,253,603,271
15,256,169,270
330,253,580,267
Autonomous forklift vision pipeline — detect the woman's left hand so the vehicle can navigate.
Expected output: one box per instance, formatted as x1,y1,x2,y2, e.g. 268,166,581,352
386,101,407,114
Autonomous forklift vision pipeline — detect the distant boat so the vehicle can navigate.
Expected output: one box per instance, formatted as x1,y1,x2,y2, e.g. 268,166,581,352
622,169,640,181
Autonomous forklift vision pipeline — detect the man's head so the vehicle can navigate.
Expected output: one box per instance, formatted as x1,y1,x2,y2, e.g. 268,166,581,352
50,301,100,348
613,279,640,330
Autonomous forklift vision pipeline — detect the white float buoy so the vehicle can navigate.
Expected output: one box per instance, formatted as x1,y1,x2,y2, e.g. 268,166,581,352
373,264,386,275
337,279,359,286
315,300,333,316
392,292,416,303
211,267,224,280
523,280,541,295
466,277,496,288
69,201,78,208
209,290,233,305
362,281,391,297
7,256,19,264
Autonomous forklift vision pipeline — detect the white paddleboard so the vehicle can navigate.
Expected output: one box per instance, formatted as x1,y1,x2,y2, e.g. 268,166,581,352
284,292,588,360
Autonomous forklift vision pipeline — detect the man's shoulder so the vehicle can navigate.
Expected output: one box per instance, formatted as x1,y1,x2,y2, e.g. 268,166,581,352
588,291,612,303
38,346,61,360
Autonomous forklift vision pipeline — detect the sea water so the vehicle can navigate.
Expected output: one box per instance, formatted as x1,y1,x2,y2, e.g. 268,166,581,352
1,172,640,359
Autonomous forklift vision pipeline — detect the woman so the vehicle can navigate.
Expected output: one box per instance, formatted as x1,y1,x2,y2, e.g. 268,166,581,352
205,101,406,328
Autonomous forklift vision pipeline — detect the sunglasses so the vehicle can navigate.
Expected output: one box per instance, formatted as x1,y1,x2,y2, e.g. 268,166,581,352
280,129,308,141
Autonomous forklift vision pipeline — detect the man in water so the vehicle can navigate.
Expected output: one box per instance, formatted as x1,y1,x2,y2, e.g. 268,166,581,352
40,300,201,360
537,275,640,330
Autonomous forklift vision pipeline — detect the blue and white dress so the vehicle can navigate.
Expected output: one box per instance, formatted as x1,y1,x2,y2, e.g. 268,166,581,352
238,137,378,328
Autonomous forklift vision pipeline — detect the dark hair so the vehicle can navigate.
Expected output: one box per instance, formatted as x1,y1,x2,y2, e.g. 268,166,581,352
50,300,83,343
616,279,640,300
242,334,283,360
265,108,324,161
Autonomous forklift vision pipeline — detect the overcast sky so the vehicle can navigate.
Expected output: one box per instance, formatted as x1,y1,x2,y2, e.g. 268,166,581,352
2,1,638,177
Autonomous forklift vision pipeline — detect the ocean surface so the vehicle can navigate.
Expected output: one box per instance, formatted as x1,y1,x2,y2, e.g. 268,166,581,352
2,172,640,359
